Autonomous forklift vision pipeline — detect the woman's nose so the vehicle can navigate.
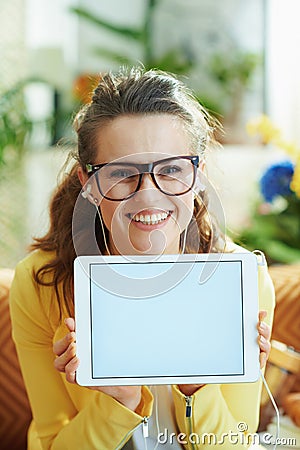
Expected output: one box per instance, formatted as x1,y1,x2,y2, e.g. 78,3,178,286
134,173,161,200
140,172,156,190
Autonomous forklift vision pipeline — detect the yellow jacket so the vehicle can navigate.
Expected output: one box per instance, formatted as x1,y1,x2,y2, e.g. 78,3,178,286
9,249,275,450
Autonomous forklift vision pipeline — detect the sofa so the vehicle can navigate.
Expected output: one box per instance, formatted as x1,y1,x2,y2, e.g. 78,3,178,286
0,269,32,450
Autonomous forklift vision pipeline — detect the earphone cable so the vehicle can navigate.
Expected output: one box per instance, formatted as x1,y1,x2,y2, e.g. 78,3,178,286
152,386,160,450
95,202,111,256
260,369,280,450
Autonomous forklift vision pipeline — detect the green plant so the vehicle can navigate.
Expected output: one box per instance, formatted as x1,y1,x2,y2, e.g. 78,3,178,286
70,3,260,127
209,51,260,94
0,80,37,263
70,0,195,75
207,51,261,119
0,81,33,167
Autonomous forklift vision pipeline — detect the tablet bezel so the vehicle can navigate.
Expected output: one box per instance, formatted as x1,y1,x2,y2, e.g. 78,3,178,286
74,252,259,386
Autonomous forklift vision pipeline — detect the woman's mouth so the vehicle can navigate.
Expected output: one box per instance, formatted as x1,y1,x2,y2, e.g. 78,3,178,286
127,210,172,227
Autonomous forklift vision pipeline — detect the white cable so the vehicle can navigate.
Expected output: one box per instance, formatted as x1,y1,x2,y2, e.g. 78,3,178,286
152,386,160,450
95,202,111,255
143,435,148,450
181,226,188,254
260,369,280,450
253,252,279,449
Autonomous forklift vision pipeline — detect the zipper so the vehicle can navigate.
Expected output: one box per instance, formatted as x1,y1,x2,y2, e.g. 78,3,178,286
185,395,192,418
115,416,149,450
185,396,197,450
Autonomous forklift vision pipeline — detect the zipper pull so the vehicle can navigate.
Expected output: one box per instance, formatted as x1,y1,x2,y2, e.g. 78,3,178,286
185,395,192,418
142,416,149,438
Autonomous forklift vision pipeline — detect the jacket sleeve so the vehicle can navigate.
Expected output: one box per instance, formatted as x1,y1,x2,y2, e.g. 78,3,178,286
9,259,153,450
171,261,275,449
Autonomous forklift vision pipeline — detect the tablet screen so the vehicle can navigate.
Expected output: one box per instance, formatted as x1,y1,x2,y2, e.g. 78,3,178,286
89,260,244,380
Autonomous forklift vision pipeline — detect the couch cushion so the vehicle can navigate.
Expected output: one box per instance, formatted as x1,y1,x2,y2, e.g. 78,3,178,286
0,269,32,450
268,264,300,352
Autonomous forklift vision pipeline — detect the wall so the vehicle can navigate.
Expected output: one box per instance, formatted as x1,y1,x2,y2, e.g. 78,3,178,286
25,0,77,89
266,0,300,142
1,0,27,88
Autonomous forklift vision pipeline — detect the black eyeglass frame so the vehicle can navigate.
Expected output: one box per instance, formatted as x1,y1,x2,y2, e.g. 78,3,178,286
86,155,199,201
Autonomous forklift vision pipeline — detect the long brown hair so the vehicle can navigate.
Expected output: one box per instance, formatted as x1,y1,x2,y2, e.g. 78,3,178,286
31,66,223,316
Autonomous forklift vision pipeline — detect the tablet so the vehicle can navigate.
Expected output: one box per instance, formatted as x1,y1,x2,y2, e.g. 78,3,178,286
74,252,259,386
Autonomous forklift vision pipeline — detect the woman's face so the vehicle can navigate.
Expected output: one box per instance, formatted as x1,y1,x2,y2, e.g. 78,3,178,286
79,114,201,255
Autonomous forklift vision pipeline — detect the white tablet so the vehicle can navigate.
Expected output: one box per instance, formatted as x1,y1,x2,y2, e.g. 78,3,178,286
74,252,260,386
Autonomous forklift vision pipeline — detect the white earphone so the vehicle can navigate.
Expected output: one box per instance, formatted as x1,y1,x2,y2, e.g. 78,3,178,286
81,183,93,199
81,183,100,203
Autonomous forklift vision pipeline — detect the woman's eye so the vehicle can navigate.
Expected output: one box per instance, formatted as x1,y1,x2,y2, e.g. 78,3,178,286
109,169,135,179
158,165,182,176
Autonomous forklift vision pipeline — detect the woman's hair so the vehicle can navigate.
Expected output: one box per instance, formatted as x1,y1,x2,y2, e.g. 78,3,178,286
31,66,224,317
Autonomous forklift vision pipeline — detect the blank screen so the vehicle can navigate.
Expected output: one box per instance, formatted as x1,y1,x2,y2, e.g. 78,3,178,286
89,260,244,379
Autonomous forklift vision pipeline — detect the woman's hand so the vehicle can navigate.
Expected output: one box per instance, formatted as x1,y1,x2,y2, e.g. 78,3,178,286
53,318,142,412
53,318,78,382
257,310,271,368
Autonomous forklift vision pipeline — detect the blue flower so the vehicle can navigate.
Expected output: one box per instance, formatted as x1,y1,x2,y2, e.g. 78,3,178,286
260,160,294,202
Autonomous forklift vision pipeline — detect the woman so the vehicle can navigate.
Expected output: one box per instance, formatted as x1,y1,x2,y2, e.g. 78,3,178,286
10,67,274,449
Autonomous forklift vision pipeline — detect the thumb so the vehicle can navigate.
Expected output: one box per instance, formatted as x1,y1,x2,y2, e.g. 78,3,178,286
64,317,75,332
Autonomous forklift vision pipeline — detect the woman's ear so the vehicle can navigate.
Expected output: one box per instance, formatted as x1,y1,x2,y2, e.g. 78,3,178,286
78,166,96,203
199,159,206,173
77,166,88,187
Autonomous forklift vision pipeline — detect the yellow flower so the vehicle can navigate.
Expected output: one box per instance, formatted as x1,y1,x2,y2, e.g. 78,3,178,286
247,115,300,160
291,158,300,198
246,115,281,144
273,138,299,159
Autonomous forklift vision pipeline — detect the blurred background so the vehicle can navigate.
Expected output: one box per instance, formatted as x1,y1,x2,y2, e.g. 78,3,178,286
1,0,300,267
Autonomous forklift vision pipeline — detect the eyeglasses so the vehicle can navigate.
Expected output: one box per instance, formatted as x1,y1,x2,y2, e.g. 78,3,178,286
86,155,199,201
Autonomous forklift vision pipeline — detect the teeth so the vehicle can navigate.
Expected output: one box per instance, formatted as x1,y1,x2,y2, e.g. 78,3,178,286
132,212,169,224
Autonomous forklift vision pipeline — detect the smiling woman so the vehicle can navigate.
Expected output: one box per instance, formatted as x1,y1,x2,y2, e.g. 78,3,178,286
9,66,274,450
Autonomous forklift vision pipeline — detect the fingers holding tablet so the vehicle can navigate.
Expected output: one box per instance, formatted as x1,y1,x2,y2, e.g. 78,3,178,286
257,310,271,369
64,355,80,384
53,317,78,381
64,317,76,333
53,319,142,411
